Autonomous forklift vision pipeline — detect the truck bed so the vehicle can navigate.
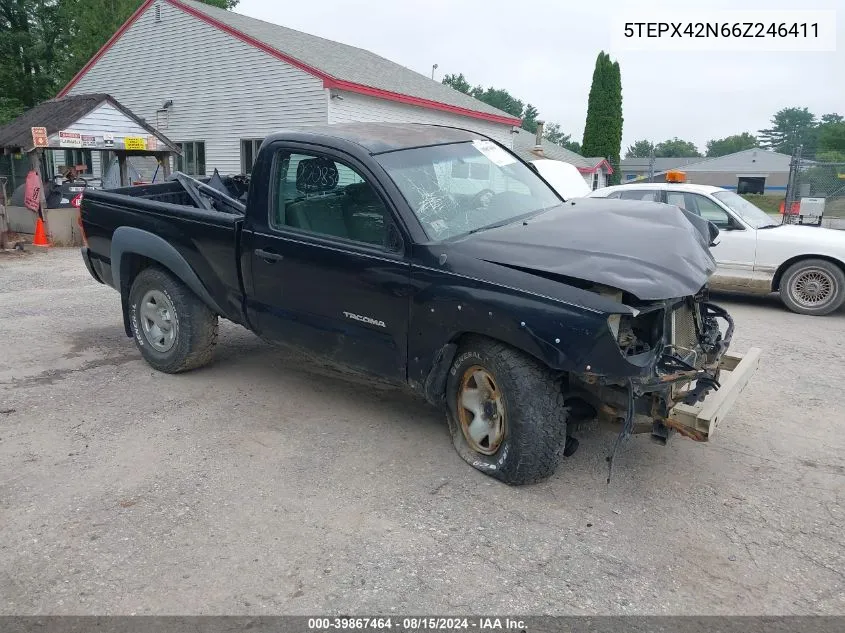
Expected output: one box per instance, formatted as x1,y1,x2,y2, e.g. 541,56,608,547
104,173,249,209
80,175,248,326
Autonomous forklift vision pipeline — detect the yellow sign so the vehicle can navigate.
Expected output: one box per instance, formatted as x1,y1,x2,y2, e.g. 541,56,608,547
124,136,147,151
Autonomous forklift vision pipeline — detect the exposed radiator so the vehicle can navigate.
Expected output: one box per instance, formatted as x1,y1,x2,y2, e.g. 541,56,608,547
671,303,701,367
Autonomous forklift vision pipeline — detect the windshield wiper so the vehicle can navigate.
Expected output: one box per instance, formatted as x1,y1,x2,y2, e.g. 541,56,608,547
757,224,782,229
465,206,556,236
466,218,518,235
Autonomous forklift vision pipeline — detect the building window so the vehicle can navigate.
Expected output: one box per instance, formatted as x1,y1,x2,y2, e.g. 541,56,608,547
240,138,264,175
63,149,93,175
174,141,206,176
592,172,599,190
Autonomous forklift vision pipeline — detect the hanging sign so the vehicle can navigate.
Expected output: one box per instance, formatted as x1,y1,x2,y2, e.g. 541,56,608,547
59,130,83,148
31,127,48,148
24,170,42,211
124,136,147,151
103,133,114,148
82,135,97,147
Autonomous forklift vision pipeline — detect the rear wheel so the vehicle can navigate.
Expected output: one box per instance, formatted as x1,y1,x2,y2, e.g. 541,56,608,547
128,267,218,373
446,337,569,485
780,259,845,316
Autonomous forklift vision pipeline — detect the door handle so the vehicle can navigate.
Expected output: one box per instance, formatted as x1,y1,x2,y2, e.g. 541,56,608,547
255,248,284,263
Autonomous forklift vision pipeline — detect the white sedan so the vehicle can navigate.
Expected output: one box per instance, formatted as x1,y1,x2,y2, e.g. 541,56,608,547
587,183,845,315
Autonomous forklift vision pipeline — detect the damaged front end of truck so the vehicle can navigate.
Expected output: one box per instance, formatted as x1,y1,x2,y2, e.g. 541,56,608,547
446,197,762,455
565,285,753,452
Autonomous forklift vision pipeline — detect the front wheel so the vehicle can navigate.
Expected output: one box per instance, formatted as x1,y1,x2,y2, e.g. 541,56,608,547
445,337,569,485
128,267,219,373
780,259,845,316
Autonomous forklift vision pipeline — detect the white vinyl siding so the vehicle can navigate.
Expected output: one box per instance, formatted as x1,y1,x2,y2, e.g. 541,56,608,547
67,102,153,139
66,1,327,175
583,169,609,190
47,102,160,178
328,91,515,149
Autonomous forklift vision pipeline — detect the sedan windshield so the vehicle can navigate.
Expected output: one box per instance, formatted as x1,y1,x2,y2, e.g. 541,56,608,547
712,190,779,229
376,141,563,240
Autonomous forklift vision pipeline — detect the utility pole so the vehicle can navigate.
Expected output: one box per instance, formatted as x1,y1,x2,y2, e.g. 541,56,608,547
783,144,803,225
648,148,655,182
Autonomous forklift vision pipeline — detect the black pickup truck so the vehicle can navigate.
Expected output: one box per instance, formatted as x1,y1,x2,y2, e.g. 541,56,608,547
80,123,759,485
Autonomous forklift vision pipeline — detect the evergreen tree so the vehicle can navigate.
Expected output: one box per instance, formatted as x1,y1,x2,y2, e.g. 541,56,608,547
582,52,623,184
521,104,539,133
758,107,816,155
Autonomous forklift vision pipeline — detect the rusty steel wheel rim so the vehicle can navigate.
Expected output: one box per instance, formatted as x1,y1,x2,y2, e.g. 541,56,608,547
790,267,835,308
457,365,506,456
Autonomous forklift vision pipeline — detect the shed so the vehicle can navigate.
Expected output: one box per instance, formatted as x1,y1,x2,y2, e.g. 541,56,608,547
0,93,178,244
57,0,521,177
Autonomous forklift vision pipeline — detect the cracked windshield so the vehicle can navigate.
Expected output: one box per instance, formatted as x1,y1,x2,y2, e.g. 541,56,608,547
377,140,562,240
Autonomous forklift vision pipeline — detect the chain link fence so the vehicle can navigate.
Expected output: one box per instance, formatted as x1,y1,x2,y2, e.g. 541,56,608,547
783,151,845,226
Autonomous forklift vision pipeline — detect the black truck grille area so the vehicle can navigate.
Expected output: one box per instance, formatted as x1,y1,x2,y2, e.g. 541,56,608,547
671,303,703,398
673,304,698,354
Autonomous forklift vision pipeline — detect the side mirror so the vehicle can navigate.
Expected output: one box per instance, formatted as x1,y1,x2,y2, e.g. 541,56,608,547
707,221,720,245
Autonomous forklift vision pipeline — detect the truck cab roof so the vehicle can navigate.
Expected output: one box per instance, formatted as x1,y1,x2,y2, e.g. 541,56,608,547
264,122,484,154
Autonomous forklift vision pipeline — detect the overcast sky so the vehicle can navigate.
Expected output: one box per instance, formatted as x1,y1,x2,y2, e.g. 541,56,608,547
237,0,844,153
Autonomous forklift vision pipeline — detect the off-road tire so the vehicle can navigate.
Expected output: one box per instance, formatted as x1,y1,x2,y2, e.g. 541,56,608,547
445,337,568,485
780,258,845,316
128,267,218,373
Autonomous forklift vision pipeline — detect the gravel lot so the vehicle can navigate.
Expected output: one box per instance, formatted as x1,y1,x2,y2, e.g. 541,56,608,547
1,248,843,615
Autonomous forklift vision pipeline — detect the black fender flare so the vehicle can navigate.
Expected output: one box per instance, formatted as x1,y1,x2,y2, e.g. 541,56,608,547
422,342,458,407
110,226,225,336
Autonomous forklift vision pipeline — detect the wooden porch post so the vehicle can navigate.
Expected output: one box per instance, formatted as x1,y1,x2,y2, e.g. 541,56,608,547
158,152,171,180
28,148,49,218
118,152,128,187
9,152,16,191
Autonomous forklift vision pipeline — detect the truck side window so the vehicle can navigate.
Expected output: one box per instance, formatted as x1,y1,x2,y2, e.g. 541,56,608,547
271,152,395,249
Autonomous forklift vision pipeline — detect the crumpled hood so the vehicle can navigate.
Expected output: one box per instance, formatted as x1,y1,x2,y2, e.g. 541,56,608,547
456,198,717,301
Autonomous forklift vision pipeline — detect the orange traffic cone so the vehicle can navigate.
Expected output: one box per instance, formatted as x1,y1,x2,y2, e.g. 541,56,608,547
33,216,51,247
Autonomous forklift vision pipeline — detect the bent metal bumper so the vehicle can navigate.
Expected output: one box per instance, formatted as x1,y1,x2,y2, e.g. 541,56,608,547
665,347,762,441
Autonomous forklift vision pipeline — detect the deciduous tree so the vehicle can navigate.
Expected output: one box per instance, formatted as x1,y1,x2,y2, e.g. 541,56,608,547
0,0,239,124
705,132,758,157
654,137,701,158
625,140,655,158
